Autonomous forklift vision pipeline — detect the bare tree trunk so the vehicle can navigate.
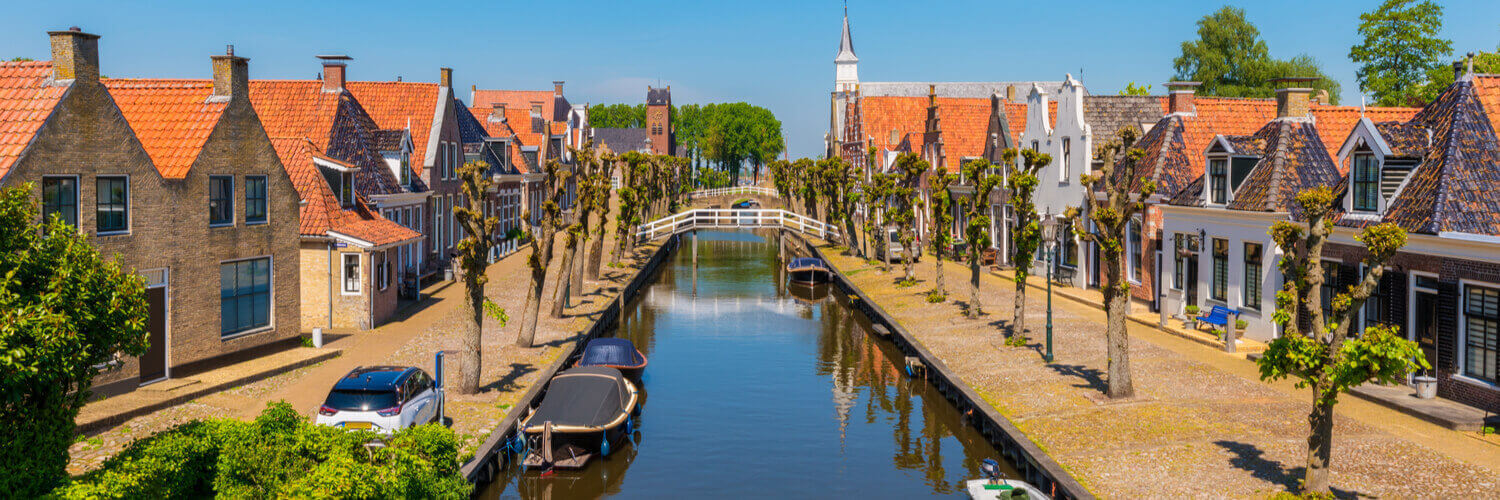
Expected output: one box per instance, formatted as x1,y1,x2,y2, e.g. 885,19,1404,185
588,228,606,279
902,225,916,283
455,275,483,394
570,232,586,290
517,259,546,348
1013,277,1027,338
932,247,945,297
1104,278,1134,398
968,253,982,319
1303,389,1335,494
550,239,575,318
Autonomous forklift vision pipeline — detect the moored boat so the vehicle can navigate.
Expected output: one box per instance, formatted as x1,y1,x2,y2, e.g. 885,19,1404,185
786,257,832,284
520,366,640,470
966,459,1050,499
577,338,648,380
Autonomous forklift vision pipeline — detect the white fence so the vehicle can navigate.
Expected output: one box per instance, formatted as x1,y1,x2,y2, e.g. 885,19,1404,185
688,186,779,199
635,209,838,241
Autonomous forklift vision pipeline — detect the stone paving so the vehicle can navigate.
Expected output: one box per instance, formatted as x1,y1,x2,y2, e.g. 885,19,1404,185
817,242,1500,498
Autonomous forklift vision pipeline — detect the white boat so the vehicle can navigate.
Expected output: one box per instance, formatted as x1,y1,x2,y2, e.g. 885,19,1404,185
965,478,1050,500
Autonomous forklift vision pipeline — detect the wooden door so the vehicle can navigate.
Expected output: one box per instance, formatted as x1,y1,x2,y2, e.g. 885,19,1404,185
139,286,167,383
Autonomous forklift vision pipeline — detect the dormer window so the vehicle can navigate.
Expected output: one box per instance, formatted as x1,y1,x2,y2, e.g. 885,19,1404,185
339,172,355,207
1208,158,1228,204
399,152,410,186
1352,153,1380,212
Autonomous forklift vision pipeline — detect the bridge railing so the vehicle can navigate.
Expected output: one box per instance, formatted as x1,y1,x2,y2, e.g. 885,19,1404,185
688,186,779,199
635,209,838,241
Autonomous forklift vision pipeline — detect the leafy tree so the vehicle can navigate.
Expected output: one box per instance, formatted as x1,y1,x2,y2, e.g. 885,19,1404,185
1350,0,1451,107
1258,187,1425,495
587,103,648,128
1069,128,1154,398
9,57,34,62
517,159,568,348
865,171,896,273
453,161,504,393
0,184,150,495
1119,82,1152,96
612,152,649,262
587,151,616,280
1417,49,1500,104
1174,6,1341,103
927,171,957,301
960,158,1005,319
890,153,930,285
1004,149,1048,342
818,157,860,255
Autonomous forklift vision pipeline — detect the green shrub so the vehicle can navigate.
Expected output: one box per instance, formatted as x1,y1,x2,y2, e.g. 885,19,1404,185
926,291,946,303
1235,319,1249,330
1005,334,1029,347
1185,304,1200,315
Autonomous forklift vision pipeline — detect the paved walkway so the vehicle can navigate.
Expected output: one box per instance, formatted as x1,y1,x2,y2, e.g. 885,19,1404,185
818,243,1500,498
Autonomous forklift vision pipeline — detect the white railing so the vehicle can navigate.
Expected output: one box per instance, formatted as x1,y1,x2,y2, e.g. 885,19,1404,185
635,209,839,241
688,186,779,199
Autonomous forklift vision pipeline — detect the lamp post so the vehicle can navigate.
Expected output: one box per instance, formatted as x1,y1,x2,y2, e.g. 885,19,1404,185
1040,214,1058,363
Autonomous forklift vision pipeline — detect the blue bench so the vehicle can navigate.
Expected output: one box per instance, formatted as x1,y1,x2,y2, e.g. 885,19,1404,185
1196,305,1239,330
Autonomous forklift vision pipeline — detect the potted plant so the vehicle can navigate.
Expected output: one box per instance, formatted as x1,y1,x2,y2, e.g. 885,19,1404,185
1233,319,1248,342
1185,304,1200,329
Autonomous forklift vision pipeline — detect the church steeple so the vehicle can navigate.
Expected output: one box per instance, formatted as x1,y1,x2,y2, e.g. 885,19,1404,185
834,5,859,91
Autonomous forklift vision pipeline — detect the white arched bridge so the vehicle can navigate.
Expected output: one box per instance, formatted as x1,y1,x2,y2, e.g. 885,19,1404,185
635,208,839,241
685,186,779,199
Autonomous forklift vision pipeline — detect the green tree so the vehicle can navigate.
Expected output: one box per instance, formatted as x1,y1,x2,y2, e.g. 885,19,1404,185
927,171,956,301
891,153,930,286
9,57,34,62
960,158,1005,319
866,171,897,273
517,159,568,348
1258,187,1425,495
453,160,504,393
587,151,616,280
1350,0,1451,107
1069,127,1155,399
1417,49,1500,103
0,184,150,495
587,103,648,128
1119,82,1152,96
1174,6,1341,103
1006,149,1048,342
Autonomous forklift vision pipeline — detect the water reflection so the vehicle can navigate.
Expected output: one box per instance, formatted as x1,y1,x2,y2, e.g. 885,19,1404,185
485,230,1014,498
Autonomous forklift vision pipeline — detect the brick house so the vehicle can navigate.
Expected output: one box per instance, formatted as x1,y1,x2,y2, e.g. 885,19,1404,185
468,95,564,228
0,30,300,392
1319,68,1500,412
472,82,581,220
249,61,424,330
454,99,524,258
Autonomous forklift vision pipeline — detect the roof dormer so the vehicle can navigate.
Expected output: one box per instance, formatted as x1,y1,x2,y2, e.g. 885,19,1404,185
1336,117,1422,217
314,155,359,209
1203,136,1260,207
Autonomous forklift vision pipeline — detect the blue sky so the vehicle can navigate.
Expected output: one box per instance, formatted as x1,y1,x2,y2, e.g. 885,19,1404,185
3,1,1498,158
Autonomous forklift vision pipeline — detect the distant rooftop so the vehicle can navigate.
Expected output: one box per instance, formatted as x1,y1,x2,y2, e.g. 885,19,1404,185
858,81,1065,99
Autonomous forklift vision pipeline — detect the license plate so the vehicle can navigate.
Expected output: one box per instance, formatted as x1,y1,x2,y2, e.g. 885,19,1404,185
343,422,372,430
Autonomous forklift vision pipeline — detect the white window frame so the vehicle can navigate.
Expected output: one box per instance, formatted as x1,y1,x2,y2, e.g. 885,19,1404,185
1241,241,1263,312
94,174,131,236
1207,157,1229,206
341,253,362,295
1457,278,1500,389
1060,137,1071,183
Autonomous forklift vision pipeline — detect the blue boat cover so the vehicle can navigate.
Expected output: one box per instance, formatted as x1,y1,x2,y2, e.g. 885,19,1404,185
580,338,645,367
788,257,827,269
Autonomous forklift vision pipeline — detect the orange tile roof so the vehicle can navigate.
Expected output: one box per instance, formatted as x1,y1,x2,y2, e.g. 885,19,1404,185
1308,105,1419,172
860,96,1030,171
249,81,342,150
470,105,546,173
472,89,554,124
272,136,420,247
103,79,228,179
0,61,66,180
345,81,439,177
1476,75,1500,131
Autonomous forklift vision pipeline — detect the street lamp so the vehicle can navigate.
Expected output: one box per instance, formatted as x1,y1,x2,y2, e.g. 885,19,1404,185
1040,213,1058,363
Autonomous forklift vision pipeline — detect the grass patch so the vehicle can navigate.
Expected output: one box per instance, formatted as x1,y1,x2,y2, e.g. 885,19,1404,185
896,278,919,288
1004,334,1029,347
926,291,946,303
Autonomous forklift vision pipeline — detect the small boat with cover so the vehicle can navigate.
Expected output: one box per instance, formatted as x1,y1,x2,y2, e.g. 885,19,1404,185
966,459,1051,499
519,366,639,470
577,338,648,379
786,257,832,284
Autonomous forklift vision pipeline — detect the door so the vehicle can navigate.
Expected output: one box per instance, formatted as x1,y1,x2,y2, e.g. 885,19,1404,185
1184,255,1199,309
1152,250,1162,313
1413,291,1439,374
139,286,168,384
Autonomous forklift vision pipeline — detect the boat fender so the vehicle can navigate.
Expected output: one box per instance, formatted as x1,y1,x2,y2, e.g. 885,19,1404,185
601,431,611,457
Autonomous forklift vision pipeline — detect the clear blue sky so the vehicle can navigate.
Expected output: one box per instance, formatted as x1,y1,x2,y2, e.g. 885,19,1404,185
3,1,1497,158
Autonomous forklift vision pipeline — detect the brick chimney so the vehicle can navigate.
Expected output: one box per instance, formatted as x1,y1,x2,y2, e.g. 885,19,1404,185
210,45,248,99
317,55,350,92
553,81,564,97
1272,78,1317,119
439,67,452,88
1005,84,1016,102
1164,81,1199,115
48,27,100,84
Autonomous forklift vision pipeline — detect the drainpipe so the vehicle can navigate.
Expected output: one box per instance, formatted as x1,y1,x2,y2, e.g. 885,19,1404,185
327,242,335,329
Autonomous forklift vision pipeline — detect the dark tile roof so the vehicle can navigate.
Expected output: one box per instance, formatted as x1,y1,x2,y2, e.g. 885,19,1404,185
1226,119,1343,213
1170,174,1205,206
1220,135,1266,156
647,87,670,106
1375,77,1500,235
1372,121,1428,159
371,129,405,153
454,100,488,144
1082,95,1166,141
592,127,649,154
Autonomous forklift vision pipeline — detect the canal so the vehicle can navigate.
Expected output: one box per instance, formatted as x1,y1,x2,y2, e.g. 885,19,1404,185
486,230,1017,498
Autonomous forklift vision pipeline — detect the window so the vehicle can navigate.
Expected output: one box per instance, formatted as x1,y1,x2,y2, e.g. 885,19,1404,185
339,172,355,207
1363,273,1387,331
95,176,128,233
413,206,422,232
377,251,389,291
1208,158,1228,204
41,177,78,227
220,258,271,336
1061,234,1078,267
245,175,267,224
1128,218,1143,283
1352,153,1380,212
1320,262,1342,326
1243,243,1262,310
1061,138,1071,182
1464,284,1499,383
1211,238,1228,301
342,254,361,294
1030,140,1039,152
400,153,410,186
209,176,233,225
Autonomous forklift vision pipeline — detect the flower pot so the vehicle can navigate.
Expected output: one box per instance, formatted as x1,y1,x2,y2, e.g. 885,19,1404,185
1414,376,1438,399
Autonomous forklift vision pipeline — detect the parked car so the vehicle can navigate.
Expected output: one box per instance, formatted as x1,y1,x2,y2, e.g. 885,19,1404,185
879,227,920,263
316,366,440,434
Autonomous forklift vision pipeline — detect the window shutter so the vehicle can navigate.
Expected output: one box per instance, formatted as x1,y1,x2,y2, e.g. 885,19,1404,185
1383,271,1406,332
1435,280,1459,372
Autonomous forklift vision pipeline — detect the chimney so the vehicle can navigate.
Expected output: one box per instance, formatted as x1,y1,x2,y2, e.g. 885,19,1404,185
48,27,101,83
1454,60,1467,80
316,55,350,92
210,45,248,99
439,67,452,88
1005,84,1016,102
553,81,564,97
1164,81,1199,115
1272,77,1317,119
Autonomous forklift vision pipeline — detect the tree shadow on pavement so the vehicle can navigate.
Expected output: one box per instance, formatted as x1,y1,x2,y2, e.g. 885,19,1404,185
482,362,538,394
1047,363,1108,393
1213,440,1361,499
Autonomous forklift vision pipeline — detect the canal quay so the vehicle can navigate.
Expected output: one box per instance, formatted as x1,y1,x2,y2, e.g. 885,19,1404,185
482,230,1033,498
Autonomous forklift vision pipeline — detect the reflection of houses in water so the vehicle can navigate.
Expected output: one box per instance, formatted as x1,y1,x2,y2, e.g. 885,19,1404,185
639,288,826,318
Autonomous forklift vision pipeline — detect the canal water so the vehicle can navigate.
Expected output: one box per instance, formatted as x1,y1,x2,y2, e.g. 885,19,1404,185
486,230,1016,498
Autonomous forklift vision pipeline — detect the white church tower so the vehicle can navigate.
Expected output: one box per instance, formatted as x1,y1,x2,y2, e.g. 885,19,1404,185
828,7,860,157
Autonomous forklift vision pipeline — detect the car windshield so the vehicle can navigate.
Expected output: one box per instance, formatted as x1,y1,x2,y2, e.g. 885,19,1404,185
889,232,900,243
324,389,399,411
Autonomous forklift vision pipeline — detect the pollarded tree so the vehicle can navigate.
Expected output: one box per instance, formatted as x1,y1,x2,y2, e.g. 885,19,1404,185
612,151,648,263
555,143,601,316
890,153,930,286
865,171,896,273
819,156,860,253
0,184,150,496
1005,148,1049,342
1068,128,1153,398
453,160,505,393
960,157,1006,319
516,159,569,348
927,171,956,301
1258,187,1425,495
794,158,821,222
587,151,616,279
